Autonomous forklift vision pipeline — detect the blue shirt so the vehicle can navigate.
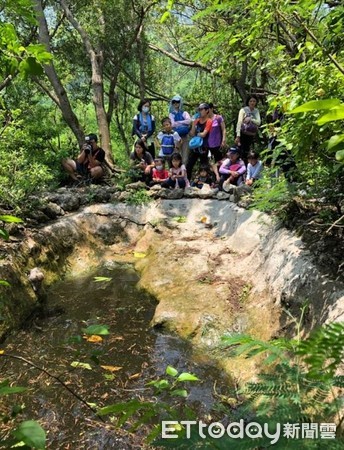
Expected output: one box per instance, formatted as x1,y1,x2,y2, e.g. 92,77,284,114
247,161,263,180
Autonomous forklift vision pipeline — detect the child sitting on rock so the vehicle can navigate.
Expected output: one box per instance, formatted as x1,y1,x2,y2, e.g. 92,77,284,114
245,151,263,186
150,158,169,186
191,164,215,189
162,152,189,189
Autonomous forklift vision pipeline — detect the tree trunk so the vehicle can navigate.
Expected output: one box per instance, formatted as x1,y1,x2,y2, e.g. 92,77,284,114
137,34,146,99
33,0,84,146
60,0,114,168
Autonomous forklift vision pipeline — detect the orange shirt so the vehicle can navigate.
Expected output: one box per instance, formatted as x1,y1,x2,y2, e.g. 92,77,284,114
194,118,213,134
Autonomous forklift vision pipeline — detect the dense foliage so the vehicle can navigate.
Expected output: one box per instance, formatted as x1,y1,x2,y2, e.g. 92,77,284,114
0,0,342,238
0,1,343,444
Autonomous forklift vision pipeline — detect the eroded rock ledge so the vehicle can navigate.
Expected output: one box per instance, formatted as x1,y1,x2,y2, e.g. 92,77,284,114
1,200,343,377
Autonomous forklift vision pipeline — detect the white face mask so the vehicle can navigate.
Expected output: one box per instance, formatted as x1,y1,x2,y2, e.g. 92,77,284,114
142,106,150,113
156,165,163,171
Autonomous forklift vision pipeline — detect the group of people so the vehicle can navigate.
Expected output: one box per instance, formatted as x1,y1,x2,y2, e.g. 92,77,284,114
130,95,263,190
62,94,267,190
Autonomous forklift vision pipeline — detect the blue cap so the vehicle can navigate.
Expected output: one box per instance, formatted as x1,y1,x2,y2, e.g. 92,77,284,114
227,146,239,154
172,95,182,102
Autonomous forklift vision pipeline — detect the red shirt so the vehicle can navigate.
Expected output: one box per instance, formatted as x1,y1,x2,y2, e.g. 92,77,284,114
152,168,169,180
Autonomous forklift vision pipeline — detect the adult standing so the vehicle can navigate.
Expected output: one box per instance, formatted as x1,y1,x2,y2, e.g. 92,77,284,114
235,95,261,163
133,99,156,158
186,102,212,181
208,102,226,163
169,95,191,165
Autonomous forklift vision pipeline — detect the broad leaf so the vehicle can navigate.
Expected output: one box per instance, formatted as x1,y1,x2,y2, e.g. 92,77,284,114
97,399,151,416
82,324,110,335
336,150,344,162
0,280,10,286
12,420,46,449
100,365,123,372
70,361,92,370
327,134,344,151
19,57,44,77
289,99,341,114
0,380,27,396
170,389,188,397
177,373,199,382
317,106,344,125
166,365,178,377
0,229,9,240
0,215,23,223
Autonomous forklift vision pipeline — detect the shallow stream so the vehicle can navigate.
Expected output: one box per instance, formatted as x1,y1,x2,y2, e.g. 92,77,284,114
0,262,230,449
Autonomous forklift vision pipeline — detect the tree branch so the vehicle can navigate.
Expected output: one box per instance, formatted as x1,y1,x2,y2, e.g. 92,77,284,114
0,353,105,422
33,77,61,106
0,74,14,92
148,43,212,73
293,11,344,76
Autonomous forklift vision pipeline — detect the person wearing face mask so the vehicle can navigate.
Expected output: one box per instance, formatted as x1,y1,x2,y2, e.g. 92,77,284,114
235,95,261,164
150,158,169,186
168,95,191,165
132,99,156,158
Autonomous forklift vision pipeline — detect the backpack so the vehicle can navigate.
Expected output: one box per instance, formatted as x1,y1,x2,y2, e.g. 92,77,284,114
172,110,190,136
240,107,258,136
161,133,175,155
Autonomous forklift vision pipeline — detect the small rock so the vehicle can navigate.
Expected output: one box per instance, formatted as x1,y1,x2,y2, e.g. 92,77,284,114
118,191,131,202
158,188,184,200
150,184,162,191
43,202,65,219
126,181,147,190
216,191,230,201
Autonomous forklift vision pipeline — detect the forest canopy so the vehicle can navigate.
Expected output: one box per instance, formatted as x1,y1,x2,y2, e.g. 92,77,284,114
0,0,343,224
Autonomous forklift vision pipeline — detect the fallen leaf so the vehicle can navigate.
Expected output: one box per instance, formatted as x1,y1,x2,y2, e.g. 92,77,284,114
113,336,124,341
100,365,123,372
83,335,103,343
0,350,4,354
129,372,141,380
71,361,92,370
93,276,112,282
200,216,208,223
133,252,146,258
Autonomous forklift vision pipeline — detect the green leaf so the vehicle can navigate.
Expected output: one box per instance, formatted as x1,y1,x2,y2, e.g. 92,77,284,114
146,379,170,390
97,399,151,416
70,361,92,370
0,280,10,286
177,372,199,382
12,420,46,449
289,99,341,114
0,215,23,223
327,134,344,151
160,11,170,23
93,276,112,282
251,50,260,60
336,150,344,162
19,57,43,77
317,106,344,125
0,380,27,396
82,324,110,335
0,229,9,240
170,389,188,397
165,365,178,377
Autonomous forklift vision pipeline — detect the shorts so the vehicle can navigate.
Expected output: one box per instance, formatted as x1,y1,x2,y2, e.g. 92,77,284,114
76,161,89,176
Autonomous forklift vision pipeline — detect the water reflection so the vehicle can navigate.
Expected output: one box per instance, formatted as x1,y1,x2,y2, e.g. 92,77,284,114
1,263,230,449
